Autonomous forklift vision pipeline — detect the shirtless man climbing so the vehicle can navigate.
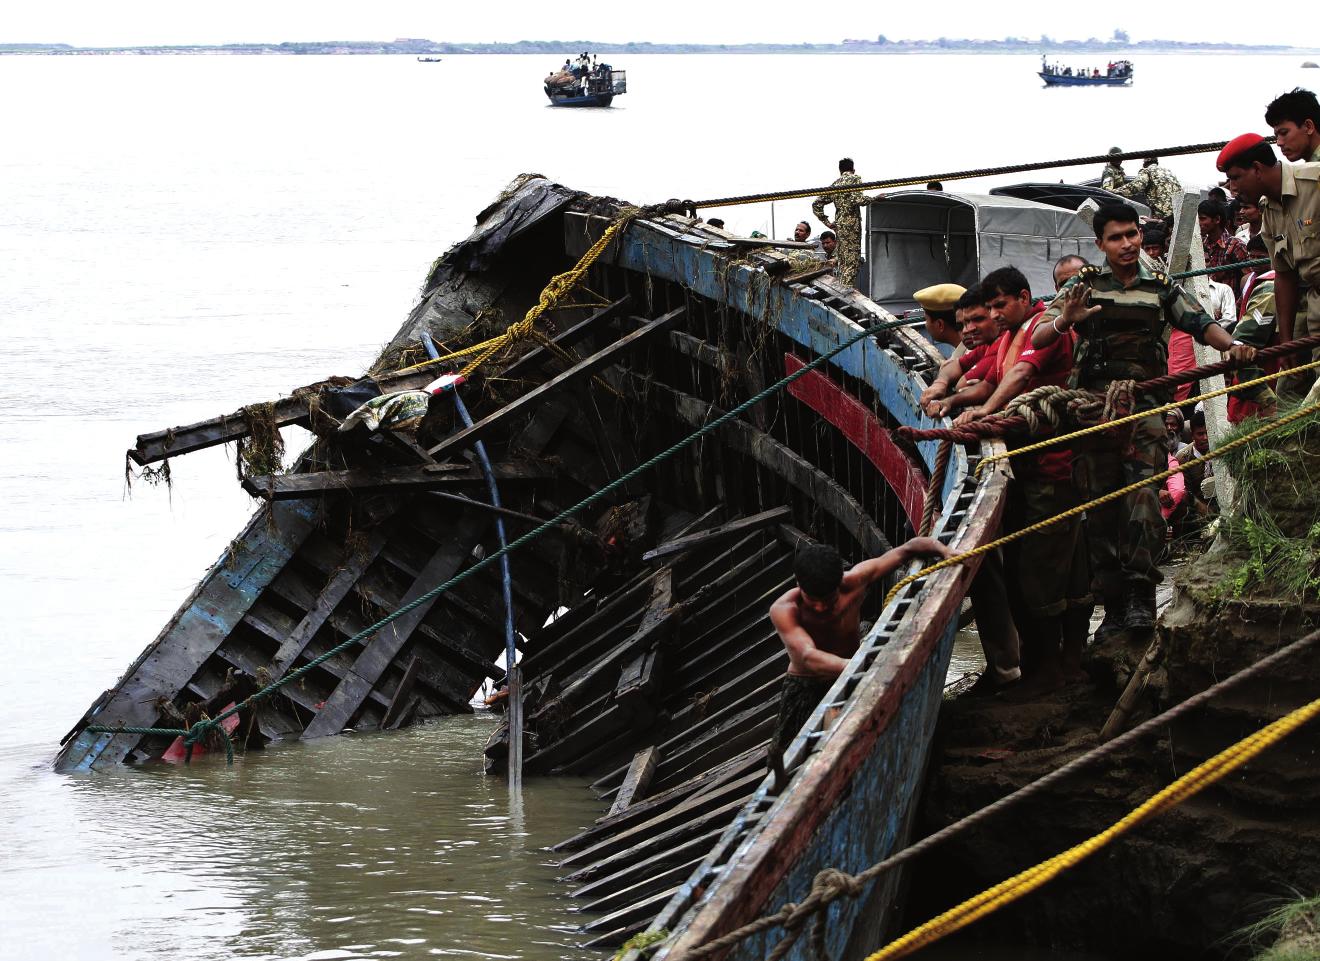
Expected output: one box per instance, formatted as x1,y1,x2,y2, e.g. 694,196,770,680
768,537,952,778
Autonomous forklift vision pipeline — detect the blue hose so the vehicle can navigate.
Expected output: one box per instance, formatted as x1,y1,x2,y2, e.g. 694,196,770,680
420,333,522,787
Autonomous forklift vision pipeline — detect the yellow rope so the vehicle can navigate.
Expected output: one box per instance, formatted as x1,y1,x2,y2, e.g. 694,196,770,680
389,210,640,378
883,400,1320,609
973,358,1320,479
863,693,1320,960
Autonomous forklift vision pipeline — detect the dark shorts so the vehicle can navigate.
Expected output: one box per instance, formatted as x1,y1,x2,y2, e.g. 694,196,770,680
770,674,833,758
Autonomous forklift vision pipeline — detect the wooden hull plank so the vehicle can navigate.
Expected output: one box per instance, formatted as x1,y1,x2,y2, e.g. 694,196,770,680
426,306,686,461
241,462,551,500
299,512,489,739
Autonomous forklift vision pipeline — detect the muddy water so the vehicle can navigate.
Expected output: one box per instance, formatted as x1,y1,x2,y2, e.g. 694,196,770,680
8,717,602,960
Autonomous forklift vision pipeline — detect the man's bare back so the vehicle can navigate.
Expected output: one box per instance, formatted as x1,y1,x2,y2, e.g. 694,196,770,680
771,537,953,680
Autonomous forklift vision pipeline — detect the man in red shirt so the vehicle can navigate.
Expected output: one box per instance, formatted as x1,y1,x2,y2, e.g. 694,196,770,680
954,266,1091,695
921,287,999,418
917,286,1024,692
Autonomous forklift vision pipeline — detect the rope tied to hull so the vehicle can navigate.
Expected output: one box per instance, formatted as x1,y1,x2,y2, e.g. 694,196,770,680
893,334,1320,450
882,398,1320,611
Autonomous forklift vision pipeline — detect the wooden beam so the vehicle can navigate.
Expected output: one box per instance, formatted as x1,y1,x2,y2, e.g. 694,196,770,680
382,656,423,729
268,518,396,676
608,370,889,557
299,512,489,739
426,305,686,461
497,296,632,382
722,236,818,251
128,369,436,466
642,507,789,562
609,746,661,817
240,461,551,500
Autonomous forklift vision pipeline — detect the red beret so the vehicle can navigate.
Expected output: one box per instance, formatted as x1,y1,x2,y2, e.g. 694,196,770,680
1216,133,1266,171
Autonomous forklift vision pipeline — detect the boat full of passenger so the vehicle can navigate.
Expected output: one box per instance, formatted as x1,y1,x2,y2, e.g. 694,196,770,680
544,50,627,107
1039,57,1133,86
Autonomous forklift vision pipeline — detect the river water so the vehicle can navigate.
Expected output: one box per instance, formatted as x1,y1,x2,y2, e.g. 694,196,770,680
1,51,1311,960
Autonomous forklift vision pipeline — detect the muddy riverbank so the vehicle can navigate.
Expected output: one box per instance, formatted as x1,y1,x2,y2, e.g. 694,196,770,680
909,410,1320,959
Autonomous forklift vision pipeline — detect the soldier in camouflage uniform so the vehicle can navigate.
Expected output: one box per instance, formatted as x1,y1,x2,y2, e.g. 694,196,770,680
1031,203,1254,635
1106,156,1183,222
1100,146,1126,192
812,158,867,288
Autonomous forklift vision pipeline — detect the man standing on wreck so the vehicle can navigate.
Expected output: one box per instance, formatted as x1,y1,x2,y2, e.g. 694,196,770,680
812,157,871,288
768,538,951,777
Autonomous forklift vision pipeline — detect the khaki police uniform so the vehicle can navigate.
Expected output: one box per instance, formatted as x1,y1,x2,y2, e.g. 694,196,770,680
1261,161,1320,400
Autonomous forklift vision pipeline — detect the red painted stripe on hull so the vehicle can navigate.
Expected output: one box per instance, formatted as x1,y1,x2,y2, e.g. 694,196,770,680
784,354,927,526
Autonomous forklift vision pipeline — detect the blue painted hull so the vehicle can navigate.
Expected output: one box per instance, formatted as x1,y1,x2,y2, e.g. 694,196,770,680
1040,72,1132,86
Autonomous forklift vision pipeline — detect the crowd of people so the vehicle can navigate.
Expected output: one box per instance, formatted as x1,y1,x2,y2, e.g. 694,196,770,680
1041,59,1132,79
543,50,610,96
767,86,1320,720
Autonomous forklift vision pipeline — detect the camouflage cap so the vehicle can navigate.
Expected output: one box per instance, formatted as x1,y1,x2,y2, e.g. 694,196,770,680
1108,146,1123,155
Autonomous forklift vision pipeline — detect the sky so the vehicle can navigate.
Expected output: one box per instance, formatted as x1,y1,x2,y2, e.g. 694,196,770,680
1,0,1277,48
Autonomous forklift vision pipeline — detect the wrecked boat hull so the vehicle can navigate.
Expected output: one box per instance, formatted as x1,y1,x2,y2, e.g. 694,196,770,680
56,175,1009,959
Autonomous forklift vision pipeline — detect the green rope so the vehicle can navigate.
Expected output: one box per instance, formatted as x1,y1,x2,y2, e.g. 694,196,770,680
1170,257,1270,281
87,316,912,763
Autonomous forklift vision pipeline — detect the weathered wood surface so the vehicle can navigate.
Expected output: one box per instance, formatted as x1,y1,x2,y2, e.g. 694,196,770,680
641,507,790,562
426,306,685,461
300,512,490,739
382,656,423,729
268,519,397,675
241,462,552,500
610,746,661,817
608,370,890,558
128,369,436,466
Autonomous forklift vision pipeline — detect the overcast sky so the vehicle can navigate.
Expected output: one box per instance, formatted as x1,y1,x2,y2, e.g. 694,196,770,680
3,0,1275,47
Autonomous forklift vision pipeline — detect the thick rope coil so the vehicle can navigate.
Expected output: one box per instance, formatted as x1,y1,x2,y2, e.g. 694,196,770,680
917,441,952,536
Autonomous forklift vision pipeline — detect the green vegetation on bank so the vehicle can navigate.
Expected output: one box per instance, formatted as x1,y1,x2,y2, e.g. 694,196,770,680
1242,895,1320,961
1207,403,1320,607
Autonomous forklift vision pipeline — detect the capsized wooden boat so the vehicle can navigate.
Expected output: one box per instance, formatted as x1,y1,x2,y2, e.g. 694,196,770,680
56,175,1008,959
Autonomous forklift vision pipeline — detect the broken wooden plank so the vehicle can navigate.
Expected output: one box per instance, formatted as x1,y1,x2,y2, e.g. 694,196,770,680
241,461,551,500
128,370,436,466
382,656,423,729
568,827,728,898
574,858,705,919
642,506,790,562
426,306,685,461
609,746,661,817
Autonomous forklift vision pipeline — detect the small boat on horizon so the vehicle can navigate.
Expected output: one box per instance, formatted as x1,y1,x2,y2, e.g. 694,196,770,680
1039,56,1133,86
416,56,442,63
544,52,627,107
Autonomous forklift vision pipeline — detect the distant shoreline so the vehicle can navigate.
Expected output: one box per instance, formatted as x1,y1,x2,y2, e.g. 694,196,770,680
5,39,1320,56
